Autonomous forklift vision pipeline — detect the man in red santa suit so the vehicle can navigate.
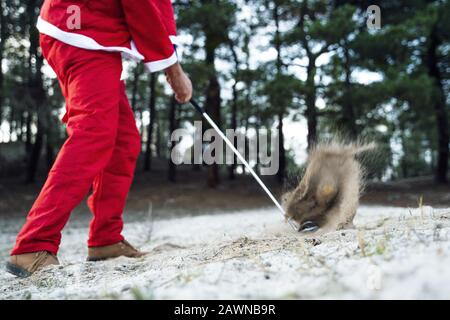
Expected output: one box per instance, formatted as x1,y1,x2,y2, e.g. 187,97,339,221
6,0,192,278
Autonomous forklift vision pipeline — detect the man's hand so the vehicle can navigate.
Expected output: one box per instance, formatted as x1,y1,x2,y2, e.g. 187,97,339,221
165,63,193,103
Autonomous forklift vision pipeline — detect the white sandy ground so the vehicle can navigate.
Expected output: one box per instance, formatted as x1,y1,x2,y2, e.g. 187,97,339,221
1,205,450,300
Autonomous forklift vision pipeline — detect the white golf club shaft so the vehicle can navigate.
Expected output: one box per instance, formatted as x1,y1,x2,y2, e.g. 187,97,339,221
191,100,298,231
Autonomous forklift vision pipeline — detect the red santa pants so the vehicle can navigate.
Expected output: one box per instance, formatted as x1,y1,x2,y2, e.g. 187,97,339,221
11,35,141,255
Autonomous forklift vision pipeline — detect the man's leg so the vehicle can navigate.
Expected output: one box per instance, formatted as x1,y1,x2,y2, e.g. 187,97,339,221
87,82,141,248
11,43,123,256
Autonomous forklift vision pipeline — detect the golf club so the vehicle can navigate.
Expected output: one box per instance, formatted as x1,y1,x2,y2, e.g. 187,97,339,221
190,99,299,231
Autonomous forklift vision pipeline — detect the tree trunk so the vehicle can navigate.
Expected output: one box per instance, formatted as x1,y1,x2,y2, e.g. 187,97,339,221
342,43,357,140
277,112,285,183
25,112,32,153
130,64,141,113
0,0,6,126
255,105,261,175
18,113,25,142
156,118,162,159
168,96,177,182
26,119,43,183
46,134,55,170
227,40,240,180
238,81,251,175
228,83,238,179
205,75,221,187
144,73,156,171
274,3,285,184
305,58,317,149
426,24,449,184
204,40,221,188
139,109,144,142
25,0,47,183
8,106,14,137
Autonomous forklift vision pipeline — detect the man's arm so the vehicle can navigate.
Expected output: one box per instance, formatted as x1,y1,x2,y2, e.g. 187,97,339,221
156,0,192,103
120,0,176,72
120,0,192,102
165,63,192,103
155,0,179,46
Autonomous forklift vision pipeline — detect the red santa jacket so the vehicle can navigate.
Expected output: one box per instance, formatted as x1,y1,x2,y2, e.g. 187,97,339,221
37,0,179,72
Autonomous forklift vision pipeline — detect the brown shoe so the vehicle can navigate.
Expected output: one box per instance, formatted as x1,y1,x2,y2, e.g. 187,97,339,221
6,251,59,278
87,240,147,262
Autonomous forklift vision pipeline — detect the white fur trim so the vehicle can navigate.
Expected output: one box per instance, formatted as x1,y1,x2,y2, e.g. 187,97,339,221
144,51,178,73
37,17,178,73
169,35,180,46
37,16,145,60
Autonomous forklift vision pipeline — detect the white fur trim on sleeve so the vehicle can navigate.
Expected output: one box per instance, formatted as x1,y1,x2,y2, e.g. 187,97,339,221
144,51,178,73
169,35,181,46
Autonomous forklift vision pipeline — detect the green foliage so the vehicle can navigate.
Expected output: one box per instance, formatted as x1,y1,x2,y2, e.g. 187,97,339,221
261,73,302,115
177,0,237,51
